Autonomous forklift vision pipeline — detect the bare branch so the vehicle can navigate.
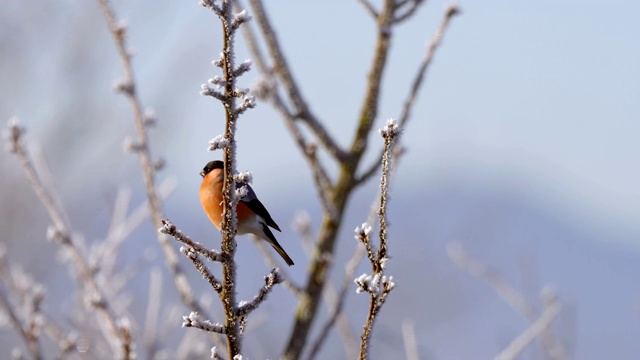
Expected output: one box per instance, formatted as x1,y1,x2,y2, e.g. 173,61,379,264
494,299,562,360
180,246,223,294
393,0,426,23
447,243,572,360
247,0,349,163
183,312,228,335
355,2,459,186
160,219,225,262
358,0,379,18
447,243,537,318
397,2,459,129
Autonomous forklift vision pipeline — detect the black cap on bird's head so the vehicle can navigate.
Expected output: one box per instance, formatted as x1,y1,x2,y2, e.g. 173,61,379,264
200,160,224,178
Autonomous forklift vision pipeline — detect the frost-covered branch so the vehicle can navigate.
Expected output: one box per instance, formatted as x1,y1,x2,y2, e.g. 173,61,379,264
236,268,283,317
180,247,223,293
355,119,400,360
183,312,228,334
197,1,259,357
160,220,225,262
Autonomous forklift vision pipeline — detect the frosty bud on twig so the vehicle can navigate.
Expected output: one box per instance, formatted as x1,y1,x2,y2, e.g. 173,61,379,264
379,118,400,138
234,59,252,77
122,137,145,153
208,135,231,151
182,312,227,334
113,78,134,95
209,76,226,88
200,84,227,101
235,94,256,116
152,157,165,171
143,108,156,126
354,223,372,241
46,225,68,244
231,10,252,30
212,52,224,68
4,118,23,153
233,171,253,184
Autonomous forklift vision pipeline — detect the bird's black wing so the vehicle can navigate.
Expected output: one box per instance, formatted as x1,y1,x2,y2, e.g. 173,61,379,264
237,182,281,232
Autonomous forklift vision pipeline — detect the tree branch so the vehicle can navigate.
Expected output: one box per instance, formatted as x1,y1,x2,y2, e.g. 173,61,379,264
248,0,349,163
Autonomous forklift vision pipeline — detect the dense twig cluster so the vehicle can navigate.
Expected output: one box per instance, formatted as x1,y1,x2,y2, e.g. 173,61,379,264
4,120,134,359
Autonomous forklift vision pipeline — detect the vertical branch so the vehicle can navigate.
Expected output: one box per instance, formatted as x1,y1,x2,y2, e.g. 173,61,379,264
355,119,399,360
200,1,256,357
220,3,241,356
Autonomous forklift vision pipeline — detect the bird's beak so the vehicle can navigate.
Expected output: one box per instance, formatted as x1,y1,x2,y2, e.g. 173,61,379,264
199,170,205,178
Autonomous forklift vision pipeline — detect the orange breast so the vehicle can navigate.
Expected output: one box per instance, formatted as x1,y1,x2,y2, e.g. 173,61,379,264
200,175,254,229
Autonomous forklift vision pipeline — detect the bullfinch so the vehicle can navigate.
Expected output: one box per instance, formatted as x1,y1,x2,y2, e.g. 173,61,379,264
199,160,294,266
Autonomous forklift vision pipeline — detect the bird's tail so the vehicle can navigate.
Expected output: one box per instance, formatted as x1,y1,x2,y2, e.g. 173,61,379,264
260,223,294,266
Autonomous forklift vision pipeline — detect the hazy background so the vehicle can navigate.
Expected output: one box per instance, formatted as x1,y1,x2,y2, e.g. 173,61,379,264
1,0,639,359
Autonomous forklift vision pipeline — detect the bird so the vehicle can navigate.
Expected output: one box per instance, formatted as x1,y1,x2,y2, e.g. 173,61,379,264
199,160,294,266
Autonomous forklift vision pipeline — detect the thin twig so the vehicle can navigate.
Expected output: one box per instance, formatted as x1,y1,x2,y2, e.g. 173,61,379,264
393,0,426,23
356,119,399,360
355,2,459,187
160,220,224,263
248,0,349,163
495,300,562,360
447,243,571,360
357,0,379,18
